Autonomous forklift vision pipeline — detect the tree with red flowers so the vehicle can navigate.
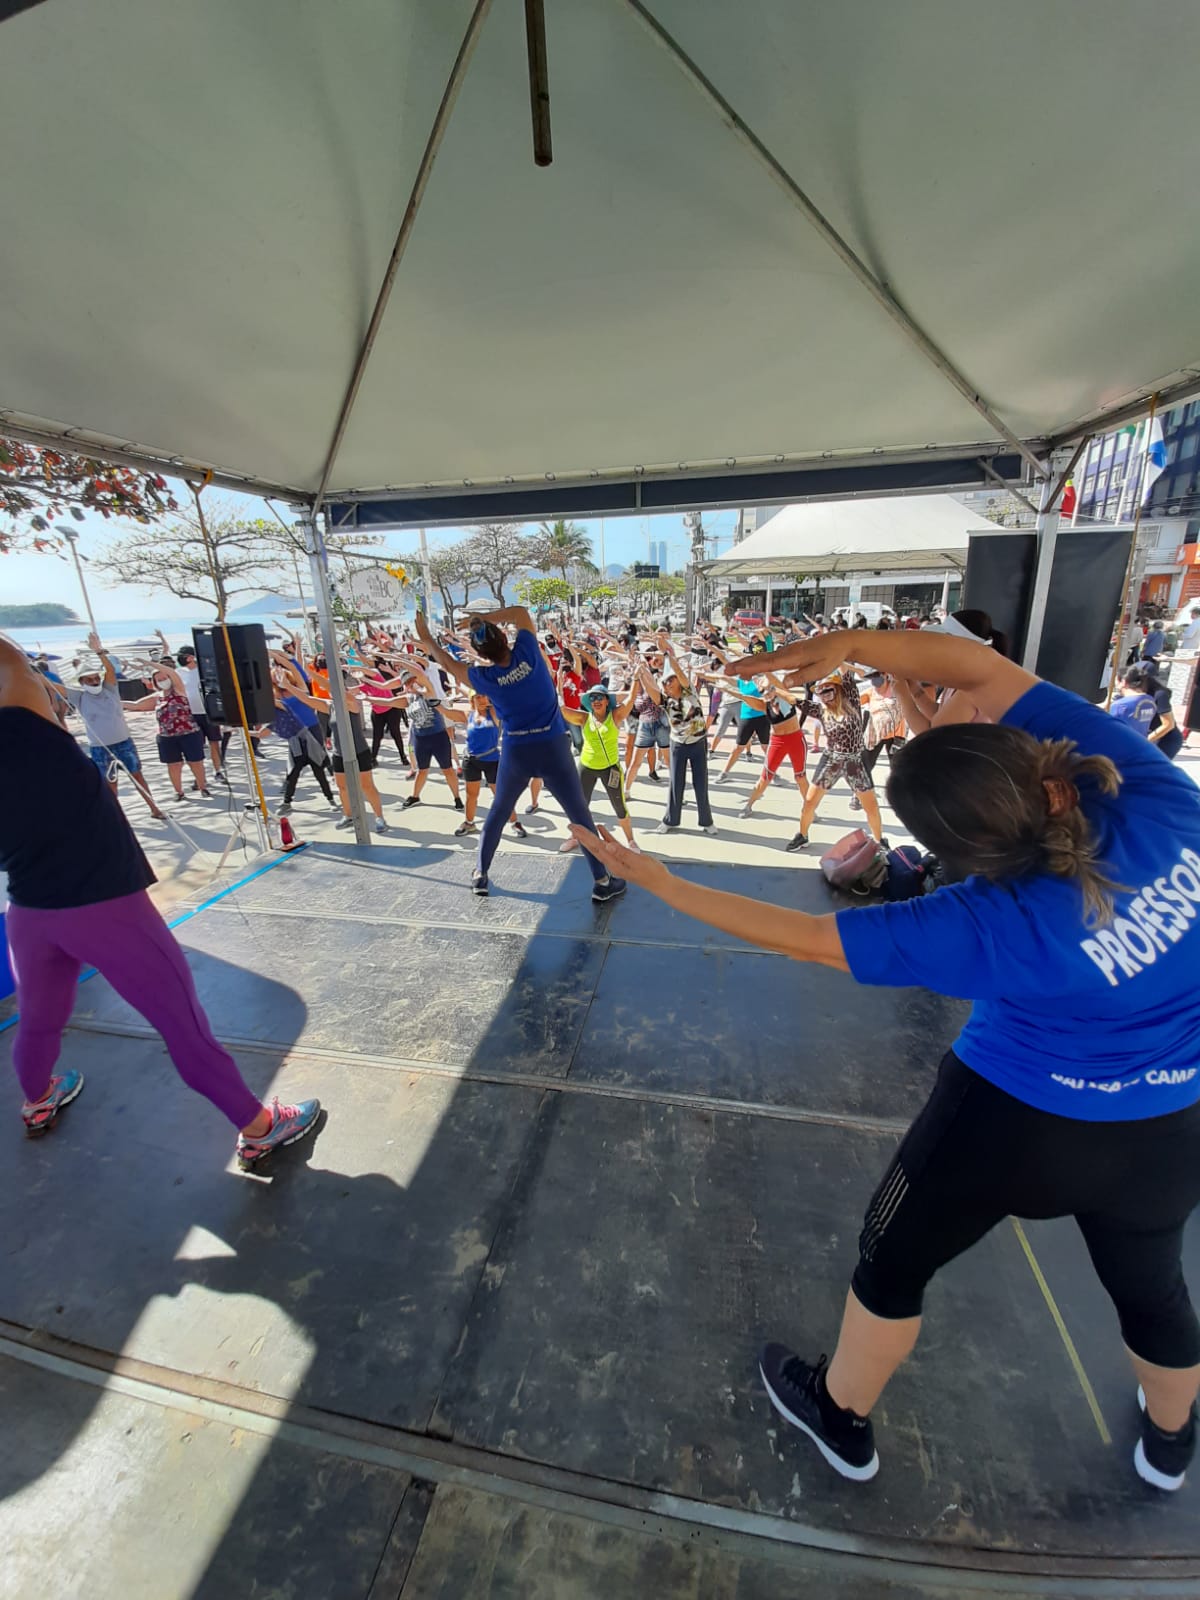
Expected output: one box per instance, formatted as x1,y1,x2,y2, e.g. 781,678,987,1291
0,436,177,553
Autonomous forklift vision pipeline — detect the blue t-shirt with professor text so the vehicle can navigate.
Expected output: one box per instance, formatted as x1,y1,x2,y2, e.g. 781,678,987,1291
836,682,1200,1121
467,630,565,741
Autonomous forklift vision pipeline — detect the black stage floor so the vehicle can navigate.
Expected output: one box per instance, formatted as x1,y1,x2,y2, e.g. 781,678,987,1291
1,843,1197,1598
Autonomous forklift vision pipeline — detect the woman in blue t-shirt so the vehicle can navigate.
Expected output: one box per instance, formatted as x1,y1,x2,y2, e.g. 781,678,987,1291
570,625,1200,1494
415,608,625,904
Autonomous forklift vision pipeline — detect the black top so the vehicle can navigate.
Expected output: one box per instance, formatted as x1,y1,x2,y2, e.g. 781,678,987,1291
0,707,156,909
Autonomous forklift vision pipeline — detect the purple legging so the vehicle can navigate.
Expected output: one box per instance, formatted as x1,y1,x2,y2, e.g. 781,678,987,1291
5,890,261,1129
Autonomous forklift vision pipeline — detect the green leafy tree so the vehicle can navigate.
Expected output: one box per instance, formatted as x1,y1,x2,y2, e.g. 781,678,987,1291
517,576,573,616
533,518,592,583
0,436,177,553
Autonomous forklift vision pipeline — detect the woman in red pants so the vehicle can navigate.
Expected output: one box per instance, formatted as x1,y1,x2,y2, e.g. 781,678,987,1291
0,633,320,1169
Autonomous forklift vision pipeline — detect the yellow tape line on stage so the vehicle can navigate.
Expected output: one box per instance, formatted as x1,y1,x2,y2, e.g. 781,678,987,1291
1010,1218,1111,1446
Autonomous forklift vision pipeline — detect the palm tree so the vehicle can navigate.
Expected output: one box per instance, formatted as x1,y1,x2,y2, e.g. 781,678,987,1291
536,518,593,583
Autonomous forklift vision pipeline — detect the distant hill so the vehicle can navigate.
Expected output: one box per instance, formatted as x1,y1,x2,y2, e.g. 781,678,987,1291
0,602,80,627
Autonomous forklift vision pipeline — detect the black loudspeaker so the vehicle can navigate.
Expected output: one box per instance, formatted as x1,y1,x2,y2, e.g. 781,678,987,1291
963,528,1133,701
192,624,274,725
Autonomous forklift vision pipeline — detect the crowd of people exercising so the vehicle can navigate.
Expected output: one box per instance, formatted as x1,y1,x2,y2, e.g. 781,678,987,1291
4,596,1200,1500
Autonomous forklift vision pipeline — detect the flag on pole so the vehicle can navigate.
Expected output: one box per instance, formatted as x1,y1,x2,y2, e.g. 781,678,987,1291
1141,416,1166,504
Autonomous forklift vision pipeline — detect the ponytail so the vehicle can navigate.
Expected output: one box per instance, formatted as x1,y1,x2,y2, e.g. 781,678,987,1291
887,724,1124,927
1029,738,1122,926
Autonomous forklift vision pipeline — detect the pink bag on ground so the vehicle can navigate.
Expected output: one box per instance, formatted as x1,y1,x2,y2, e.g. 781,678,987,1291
820,829,889,896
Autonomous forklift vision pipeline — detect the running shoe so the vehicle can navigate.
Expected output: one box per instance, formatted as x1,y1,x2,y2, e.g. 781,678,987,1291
525,802,540,814
591,875,627,904
702,825,718,835
453,796,465,811
647,769,662,782
335,814,354,829
472,870,490,897
455,819,478,836
22,1069,85,1138
279,803,293,817
374,817,390,834
785,831,808,852
559,837,580,853
1135,1386,1196,1491
654,823,675,834
758,1345,879,1482
738,802,754,819
198,788,212,799
172,790,188,803
401,795,422,809
214,770,231,786
236,1096,321,1170
510,820,527,838
714,771,731,785
849,795,863,812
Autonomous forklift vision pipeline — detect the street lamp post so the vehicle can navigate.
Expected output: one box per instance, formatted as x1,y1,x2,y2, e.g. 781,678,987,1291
56,524,99,637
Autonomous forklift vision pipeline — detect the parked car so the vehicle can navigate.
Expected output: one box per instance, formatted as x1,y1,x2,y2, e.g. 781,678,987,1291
731,610,766,631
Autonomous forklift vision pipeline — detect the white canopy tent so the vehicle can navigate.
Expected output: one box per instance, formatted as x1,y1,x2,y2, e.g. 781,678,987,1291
2,0,1200,524
702,497,1000,581
4,0,1200,839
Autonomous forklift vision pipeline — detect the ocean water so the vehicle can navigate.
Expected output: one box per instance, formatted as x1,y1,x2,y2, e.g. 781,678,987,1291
7,615,264,657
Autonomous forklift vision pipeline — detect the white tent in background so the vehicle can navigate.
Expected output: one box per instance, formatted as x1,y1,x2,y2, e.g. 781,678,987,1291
704,496,1001,580
2,0,1200,523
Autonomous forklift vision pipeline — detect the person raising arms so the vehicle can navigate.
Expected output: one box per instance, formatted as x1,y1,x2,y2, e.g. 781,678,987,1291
643,636,716,836
561,682,641,853
0,633,320,1167
415,608,625,904
570,623,1200,1493
789,669,883,851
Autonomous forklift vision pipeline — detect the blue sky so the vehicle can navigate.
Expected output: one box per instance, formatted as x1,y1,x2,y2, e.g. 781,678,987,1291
1,491,742,621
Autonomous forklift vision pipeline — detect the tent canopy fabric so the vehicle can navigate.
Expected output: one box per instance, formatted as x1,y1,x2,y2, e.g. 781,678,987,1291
2,0,1200,514
703,496,1000,578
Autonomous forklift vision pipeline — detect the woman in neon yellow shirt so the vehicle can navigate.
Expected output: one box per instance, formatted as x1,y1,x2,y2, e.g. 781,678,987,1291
561,685,641,852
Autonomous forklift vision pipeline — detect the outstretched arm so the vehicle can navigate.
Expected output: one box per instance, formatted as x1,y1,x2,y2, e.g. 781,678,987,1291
463,604,536,636
569,825,848,971
728,629,1037,725
414,612,472,688
0,633,61,722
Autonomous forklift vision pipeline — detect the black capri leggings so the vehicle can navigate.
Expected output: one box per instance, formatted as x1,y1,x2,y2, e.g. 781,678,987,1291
579,762,628,820
735,714,771,749
854,1052,1200,1368
370,706,407,762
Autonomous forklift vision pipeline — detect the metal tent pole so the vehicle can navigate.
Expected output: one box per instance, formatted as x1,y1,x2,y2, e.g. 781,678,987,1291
300,512,371,846
1021,447,1076,670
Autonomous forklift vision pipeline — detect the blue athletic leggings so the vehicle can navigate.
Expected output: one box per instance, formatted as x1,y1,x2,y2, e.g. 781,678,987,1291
477,733,606,882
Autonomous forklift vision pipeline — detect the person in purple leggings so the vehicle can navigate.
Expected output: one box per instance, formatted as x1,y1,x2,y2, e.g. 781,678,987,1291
0,633,320,1168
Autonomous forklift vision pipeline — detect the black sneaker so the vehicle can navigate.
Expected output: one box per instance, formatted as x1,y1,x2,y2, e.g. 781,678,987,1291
453,796,465,812
758,1345,879,1481
472,871,489,897
785,831,808,852
647,769,662,782
401,795,422,809
1136,1386,1196,1491
591,875,627,905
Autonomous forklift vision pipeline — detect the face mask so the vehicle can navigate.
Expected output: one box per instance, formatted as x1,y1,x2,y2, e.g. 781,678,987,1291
79,681,104,696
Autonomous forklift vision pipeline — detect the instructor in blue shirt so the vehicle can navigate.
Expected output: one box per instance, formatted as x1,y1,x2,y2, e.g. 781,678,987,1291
571,624,1200,1494
415,608,625,904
